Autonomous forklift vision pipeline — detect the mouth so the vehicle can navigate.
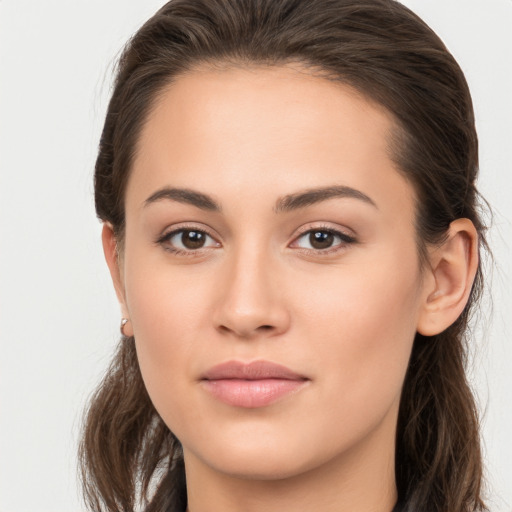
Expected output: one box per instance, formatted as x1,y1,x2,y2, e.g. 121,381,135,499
200,360,310,408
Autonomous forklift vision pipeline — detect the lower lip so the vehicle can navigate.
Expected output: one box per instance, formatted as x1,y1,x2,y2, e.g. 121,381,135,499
201,378,308,408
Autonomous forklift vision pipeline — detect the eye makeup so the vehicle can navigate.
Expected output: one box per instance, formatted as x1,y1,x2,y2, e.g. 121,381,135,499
155,222,357,258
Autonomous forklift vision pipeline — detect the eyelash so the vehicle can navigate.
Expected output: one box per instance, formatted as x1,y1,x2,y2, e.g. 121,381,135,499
155,224,357,258
292,225,357,255
155,225,220,257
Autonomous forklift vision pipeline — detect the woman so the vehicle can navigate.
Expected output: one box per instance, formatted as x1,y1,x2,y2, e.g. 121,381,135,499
79,0,488,511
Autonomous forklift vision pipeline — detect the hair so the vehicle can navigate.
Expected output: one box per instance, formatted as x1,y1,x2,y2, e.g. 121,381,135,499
80,1,489,511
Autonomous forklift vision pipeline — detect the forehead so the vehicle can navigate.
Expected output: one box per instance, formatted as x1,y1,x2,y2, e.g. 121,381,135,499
128,64,415,220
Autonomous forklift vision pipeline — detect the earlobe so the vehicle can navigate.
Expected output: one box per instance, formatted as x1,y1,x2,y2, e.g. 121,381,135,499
417,218,479,336
101,223,131,325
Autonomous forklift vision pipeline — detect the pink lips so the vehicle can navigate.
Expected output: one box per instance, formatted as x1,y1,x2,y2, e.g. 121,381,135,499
200,360,309,408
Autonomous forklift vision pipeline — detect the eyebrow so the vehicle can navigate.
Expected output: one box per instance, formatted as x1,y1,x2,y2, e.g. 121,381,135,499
274,185,377,213
144,187,221,211
143,185,377,213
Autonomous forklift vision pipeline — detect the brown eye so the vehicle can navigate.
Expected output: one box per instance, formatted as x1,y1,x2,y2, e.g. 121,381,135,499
309,231,335,249
293,228,356,253
180,230,207,249
158,228,219,253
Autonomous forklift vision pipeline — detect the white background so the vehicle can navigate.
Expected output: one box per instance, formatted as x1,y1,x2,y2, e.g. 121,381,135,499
0,1,511,511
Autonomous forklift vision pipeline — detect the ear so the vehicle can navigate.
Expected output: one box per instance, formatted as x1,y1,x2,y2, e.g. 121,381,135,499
417,218,479,336
101,222,134,337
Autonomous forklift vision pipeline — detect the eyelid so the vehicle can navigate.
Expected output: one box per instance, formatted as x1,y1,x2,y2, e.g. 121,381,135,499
155,222,221,254
156,221,218,239
293,222,356,239
289,223,357,254
154,221,357,257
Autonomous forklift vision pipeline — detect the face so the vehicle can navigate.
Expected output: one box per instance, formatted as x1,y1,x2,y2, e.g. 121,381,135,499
115,65,429,480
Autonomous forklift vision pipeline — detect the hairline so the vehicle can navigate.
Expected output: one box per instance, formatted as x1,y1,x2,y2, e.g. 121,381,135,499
116,58,431,271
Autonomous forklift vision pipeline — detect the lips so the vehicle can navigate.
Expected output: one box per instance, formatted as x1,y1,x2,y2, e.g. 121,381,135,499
200,360,309,408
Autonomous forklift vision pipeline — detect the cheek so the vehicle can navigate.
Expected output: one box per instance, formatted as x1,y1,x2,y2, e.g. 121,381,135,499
122,251,216,417
296,249,421,421
123,232,216,339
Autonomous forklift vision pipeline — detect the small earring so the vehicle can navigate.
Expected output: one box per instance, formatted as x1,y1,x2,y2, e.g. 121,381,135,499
120,318,130,337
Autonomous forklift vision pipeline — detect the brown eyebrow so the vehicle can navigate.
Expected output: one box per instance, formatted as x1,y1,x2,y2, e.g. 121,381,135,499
273,185,377,213
144,187,221,211
143,184,376,213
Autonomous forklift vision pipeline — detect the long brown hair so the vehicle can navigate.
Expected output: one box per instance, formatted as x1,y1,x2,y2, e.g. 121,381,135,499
80,1,489,511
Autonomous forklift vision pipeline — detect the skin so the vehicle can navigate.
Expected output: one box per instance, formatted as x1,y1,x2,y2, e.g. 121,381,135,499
103,64,478,512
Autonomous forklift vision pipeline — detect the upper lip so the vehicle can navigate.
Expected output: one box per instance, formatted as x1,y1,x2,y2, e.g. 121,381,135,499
201,360,308,381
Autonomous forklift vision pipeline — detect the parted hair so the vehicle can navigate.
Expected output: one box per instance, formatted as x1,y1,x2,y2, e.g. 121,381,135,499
80,1,489,511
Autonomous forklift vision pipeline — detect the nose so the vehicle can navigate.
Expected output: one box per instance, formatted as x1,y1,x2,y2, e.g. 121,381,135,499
212,248,291,339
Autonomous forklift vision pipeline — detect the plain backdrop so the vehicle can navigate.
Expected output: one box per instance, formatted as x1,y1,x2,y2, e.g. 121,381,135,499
0,1,511,511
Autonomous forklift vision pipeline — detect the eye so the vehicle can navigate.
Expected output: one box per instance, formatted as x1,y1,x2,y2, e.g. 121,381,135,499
292,227,356,252
157,228,220,254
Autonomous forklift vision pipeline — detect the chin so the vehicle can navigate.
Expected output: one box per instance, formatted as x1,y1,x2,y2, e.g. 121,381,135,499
182,425,342,482
202,450,317,481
